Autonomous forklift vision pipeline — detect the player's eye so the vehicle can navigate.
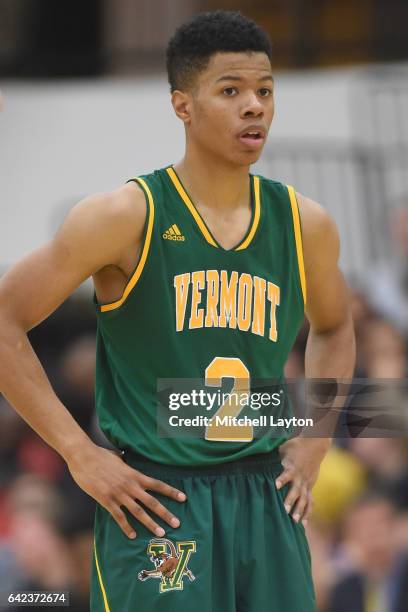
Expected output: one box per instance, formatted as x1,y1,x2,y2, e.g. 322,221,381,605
258,88,272,97
223,87,238,96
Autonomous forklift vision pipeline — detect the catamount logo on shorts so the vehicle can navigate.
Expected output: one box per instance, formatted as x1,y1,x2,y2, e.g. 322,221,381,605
138,538,196,592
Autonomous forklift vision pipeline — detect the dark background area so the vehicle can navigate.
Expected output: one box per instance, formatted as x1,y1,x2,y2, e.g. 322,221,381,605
1,0,408,78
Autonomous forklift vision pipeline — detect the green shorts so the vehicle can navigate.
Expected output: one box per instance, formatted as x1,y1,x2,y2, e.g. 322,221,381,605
91,450,316,612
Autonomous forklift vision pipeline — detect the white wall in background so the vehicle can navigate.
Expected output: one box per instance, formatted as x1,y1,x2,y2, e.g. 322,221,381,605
0,65,368,266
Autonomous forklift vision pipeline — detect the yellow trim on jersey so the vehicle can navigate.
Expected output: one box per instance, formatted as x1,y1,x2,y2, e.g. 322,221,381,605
235,175,261,251
100,177,155,313
166,167,218,247
94,540,111,612
287,185,307,306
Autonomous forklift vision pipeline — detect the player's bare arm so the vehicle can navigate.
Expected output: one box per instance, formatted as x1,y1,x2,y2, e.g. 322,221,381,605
276,193,356,525
0,182,186,540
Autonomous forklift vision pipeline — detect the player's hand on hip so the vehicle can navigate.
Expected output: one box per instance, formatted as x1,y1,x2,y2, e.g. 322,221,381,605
275,437,330,526
67,444,186,539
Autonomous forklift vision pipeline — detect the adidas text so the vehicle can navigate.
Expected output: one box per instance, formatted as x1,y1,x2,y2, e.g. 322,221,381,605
163,233,185,241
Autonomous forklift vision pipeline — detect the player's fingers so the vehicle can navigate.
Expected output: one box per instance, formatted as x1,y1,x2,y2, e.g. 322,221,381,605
291,485,308,523
122,497,166,538
107,503,137,539
275,465,294,490
282,479,301,514
302,493,314,526
140,474,187,502
139,491,181,528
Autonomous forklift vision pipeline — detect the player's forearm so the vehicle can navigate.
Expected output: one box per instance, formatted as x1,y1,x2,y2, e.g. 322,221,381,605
304,314,356,438
0,317,94,462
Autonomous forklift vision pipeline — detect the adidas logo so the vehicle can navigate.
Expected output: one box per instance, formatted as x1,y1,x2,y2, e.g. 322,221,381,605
162,224,185,241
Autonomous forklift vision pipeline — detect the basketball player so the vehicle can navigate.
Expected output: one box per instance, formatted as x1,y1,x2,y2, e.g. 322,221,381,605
0,11,355,611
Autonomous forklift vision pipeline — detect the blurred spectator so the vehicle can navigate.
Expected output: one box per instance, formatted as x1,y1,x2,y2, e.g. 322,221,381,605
312,446,367,525
343,306,408,440
307,522,337,612
349,288,377,376
0,475,90,612
0,397,65,486
350,289,376,337
358,319,407,379
363,207,408,336
57,334,97,432
0,398,27,489
349,439,408,511
326,491,408,612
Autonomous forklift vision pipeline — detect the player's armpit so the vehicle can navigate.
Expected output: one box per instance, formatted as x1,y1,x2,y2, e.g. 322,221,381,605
0,181,146,332
296,192,351,333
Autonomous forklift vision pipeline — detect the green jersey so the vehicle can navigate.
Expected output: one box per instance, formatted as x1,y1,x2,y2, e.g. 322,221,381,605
94,165,306,465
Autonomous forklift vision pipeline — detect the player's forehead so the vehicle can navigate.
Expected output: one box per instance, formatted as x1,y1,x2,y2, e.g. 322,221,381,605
203,51,273,85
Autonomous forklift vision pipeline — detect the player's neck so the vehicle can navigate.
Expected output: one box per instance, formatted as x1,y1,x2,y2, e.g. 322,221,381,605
174,148,250,213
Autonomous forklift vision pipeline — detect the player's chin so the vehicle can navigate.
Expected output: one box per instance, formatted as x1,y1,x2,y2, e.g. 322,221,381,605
231,147,264,166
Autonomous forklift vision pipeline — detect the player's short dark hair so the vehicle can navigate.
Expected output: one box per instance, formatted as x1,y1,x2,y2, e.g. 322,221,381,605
166,10,273,92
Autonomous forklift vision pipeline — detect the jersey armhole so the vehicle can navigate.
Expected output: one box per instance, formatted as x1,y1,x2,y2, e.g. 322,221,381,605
286,185,307,307
98,177,155,313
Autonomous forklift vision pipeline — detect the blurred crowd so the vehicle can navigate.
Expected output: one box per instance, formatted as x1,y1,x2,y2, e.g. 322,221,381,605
287,207,408,612
0,210,407,611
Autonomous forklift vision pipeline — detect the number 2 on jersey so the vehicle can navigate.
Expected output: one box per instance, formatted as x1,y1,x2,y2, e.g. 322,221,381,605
205,356,254,443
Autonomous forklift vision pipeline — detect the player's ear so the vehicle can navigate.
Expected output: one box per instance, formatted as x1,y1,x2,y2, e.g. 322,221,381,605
171,90,192,124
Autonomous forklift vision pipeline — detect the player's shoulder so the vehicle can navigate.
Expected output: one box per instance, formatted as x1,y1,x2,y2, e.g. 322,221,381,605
55,180,149,266
68,165,169,241
101,180,146,221
295,191,340,267
109,180,147,226
295,192,338,243
69,180,146,234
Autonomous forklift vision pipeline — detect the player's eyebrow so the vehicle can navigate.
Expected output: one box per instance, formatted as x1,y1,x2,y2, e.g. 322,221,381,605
216,74,274,83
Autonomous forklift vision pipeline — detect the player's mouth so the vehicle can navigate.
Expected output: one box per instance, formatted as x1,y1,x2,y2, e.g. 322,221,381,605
238,126,266,149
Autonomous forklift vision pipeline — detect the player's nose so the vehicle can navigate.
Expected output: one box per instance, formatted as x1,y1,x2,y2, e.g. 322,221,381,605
240,92,264,118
